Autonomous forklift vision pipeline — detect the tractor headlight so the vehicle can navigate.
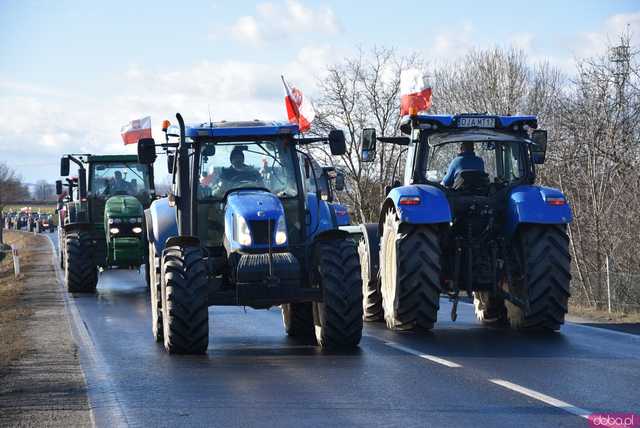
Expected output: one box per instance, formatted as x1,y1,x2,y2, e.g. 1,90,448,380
235,215,252,246
108,218,122,225
132,227,143,234
275,216,287,245
129,217,142,224
109,227,120,235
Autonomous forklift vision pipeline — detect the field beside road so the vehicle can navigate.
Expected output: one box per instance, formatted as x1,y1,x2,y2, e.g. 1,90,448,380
0,231,91,427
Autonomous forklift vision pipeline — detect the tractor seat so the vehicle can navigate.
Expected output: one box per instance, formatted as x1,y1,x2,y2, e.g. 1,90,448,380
452,170,490,195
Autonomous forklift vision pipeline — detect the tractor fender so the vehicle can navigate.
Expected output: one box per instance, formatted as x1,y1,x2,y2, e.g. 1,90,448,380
164,235,201,251
312,228,350,244
306,193,335,239
148,197,178,255
380,184,452,230
505,185,573,236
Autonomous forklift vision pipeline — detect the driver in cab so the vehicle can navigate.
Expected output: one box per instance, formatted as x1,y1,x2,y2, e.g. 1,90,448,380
219,148,262,183
441,142,485,187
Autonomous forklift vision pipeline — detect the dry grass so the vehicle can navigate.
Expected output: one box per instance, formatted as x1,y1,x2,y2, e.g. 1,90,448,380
0,232,32,370
569,303,640,324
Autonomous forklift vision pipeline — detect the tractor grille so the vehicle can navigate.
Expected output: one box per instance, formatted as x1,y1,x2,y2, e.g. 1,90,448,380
249,220,274,245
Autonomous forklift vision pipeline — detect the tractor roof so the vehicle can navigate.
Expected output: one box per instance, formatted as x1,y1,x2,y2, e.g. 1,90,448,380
184,120,299,139
400,113,538,135
88,154,140,163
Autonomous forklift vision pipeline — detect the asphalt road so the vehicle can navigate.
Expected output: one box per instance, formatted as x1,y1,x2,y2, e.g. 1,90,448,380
49,233,640,427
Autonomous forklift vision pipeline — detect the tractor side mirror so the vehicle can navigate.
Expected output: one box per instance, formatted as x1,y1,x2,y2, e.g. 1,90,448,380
328,130,346,156
78,169,87,198
334,172,345,191
137,138,157,164
60,157,70,176
361,128,377,162
167,153,175,174
55,180,63,195
531,130,547,164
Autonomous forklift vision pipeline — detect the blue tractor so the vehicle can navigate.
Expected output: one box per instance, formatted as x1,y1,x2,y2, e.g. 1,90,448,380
137,114,363,353
356,113,572,331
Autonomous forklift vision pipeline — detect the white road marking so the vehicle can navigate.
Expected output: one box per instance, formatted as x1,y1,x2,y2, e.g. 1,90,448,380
384,341,462,368
490,379,592,419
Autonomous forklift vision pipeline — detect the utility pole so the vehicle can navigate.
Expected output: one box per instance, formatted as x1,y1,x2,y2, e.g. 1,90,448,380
609,36,631,107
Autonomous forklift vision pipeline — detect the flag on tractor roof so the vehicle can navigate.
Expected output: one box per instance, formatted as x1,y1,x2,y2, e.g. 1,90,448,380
400,69,432,116
281,76,315,132
121,116,152,145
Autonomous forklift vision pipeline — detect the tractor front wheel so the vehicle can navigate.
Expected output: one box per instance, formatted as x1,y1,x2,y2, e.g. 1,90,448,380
282,303,314,339
149,243,163,342
161,244,209,354
65,231,97,293
313,240,363,349
380,209,441,331
359,238,383,322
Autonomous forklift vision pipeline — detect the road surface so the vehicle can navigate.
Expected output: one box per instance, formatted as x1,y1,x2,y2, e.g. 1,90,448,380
49,233,640,427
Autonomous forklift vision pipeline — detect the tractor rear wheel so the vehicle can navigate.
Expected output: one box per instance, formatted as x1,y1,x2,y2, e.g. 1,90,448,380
282,303,314,339
65,231,97,293
380,209,441,330
149,243,163,342
473,291,507,324
359,238,382,322
313,240,363,349
506,224,571,331
161,244,209,354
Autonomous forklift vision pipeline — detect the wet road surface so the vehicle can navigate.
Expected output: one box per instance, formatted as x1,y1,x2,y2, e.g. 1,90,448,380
49,233,640,427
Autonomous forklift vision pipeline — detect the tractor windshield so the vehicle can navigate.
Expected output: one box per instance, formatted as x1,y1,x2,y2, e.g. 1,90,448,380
198,139,298,200
90,162,150,198
425,134,527,186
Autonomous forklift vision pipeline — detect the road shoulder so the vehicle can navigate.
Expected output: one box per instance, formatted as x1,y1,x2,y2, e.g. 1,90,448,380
0,231,92,427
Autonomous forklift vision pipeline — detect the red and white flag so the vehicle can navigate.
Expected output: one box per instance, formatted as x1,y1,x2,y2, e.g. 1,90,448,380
120,116,152,145
281,76,315,133
400,69,432,116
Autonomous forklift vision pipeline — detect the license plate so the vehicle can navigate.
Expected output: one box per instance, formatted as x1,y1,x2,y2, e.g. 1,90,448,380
458,117,495,128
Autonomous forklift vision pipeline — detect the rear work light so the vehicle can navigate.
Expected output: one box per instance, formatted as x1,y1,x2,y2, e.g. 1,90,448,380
546,197,566,206
398,196,421,205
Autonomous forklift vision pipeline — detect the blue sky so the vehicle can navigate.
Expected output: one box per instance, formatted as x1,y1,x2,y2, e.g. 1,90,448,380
1,0,639,182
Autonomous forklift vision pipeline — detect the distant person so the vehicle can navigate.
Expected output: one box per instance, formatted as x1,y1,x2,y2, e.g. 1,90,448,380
111,171,129,193
441,142,485,187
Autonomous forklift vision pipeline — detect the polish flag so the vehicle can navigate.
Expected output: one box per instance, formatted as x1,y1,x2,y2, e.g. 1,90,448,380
281,76,315,132
400,69,432,116
121,116,152,145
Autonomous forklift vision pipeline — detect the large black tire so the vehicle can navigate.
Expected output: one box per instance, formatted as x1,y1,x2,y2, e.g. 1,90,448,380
65,231,97,293
161,245,209,354
281,303,314,339
312,240,363,349
58,230,65,269
149,243,163,342
380,209,441,331
506,224,571,331
473,291,507,324
359,238,383,322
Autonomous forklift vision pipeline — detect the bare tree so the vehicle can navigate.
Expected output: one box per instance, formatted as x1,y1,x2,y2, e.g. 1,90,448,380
33,179,54,201
312,47,423,222
0,162,29,243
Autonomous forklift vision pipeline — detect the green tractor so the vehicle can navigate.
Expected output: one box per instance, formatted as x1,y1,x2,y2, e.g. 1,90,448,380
55,154,155,292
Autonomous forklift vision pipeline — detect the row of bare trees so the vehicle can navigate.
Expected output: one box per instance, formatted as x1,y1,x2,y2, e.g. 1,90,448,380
312,35,640,312
0,162,30,243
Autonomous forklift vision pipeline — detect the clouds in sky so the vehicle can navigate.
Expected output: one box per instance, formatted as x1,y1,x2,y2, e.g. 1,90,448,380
219,0,341,45
1,2,640,183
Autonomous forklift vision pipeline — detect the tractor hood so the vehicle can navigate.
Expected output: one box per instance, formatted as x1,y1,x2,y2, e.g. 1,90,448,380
104,195,144,218
224,189,287,252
